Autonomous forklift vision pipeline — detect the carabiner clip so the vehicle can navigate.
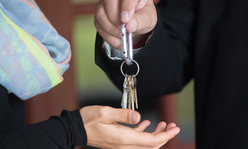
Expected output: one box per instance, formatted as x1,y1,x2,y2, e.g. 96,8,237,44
121,23,133,65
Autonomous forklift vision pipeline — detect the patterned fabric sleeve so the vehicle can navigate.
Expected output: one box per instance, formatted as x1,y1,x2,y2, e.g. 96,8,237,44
0,0,71,100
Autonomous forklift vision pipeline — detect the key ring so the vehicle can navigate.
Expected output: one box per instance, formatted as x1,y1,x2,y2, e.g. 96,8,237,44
120,60,140,77
121,23,133,65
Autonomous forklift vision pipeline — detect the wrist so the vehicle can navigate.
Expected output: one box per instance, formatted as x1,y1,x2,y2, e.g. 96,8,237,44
133,31,153,48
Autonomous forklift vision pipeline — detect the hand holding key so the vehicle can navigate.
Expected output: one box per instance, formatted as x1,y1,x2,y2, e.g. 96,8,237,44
94,0,157,50
80,106,180,149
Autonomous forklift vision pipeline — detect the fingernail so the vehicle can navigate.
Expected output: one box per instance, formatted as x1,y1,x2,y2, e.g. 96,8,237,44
170,123,176,128
129,111,138,123
121,11,129,22
174,128,180,135
131,19,137,32
163,123,167,131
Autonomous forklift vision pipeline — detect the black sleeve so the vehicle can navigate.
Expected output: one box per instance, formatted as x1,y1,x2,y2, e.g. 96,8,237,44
95,0,198,101
0,109,87,149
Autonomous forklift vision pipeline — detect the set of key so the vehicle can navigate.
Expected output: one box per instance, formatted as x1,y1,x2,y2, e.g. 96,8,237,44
121,74,138,110
120,24,139,111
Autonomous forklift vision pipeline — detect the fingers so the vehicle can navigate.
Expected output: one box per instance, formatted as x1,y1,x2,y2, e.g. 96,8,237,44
135,123,180,147
124,128,179,148
94,0,122,49
95,0,157,49
121,0,149,23
94,17,122,49
133,120,151,132
122,121,179,146
103,0,121,26
135,0,149,12
120,0,140,23
125,0,157,34
152,121,166,135
164,123,177,131
153,122,180,140
95,1,120,38
153,124,180,142
95,0,123,50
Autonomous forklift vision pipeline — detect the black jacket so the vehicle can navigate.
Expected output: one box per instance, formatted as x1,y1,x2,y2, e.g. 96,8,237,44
95,0,248,148
0,85,87,149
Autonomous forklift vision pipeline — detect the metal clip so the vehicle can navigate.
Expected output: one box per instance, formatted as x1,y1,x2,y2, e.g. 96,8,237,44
121,23,133,65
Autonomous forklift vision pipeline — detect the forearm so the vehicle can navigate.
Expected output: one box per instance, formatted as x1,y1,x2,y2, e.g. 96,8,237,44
0,110,87,149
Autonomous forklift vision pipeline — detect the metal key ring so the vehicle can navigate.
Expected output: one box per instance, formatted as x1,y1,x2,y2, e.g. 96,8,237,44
120,60,140,77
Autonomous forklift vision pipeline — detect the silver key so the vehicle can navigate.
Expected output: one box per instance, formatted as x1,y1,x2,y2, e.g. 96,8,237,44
121,74,128,109
128,75,135,110
132,74,138,109
127,75,132,109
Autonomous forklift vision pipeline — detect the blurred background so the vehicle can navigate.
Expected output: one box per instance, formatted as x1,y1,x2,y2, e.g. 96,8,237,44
25,0,195,149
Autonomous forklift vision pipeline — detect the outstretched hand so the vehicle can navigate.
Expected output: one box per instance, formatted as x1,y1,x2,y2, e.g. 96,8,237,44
80,106,180,149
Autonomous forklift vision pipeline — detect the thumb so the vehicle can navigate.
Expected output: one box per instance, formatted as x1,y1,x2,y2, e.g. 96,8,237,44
125,0,157,34
104,107,141,124
121,0,141,23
